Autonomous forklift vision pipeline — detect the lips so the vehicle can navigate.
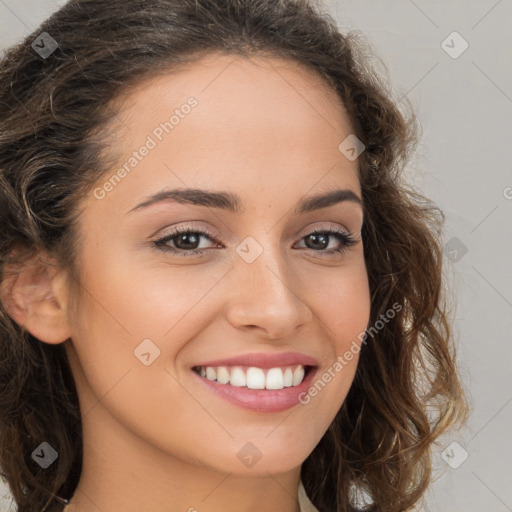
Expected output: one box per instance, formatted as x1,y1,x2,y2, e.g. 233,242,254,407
190,351,319,413
191,351,318,369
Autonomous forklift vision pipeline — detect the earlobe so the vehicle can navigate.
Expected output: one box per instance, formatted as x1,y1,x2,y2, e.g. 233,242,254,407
0,252,72,344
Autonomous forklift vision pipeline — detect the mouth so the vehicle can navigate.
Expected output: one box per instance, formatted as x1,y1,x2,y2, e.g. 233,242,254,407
191,364,315,390
191,364,318,413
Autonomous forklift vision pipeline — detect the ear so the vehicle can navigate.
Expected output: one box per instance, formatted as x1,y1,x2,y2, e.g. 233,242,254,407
0,250,72,344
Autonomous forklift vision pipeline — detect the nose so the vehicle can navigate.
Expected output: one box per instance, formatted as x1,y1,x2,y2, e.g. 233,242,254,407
224,245,313,339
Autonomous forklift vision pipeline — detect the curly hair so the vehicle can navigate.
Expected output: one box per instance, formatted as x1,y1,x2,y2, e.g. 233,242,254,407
0,0,468,511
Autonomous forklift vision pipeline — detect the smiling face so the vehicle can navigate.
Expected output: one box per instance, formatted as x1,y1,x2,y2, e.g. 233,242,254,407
63,52,371,478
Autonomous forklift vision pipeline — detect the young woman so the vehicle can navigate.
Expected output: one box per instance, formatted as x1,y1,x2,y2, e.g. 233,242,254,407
0,1,468,511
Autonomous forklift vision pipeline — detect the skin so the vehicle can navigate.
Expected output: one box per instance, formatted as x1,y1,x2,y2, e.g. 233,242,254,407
3,52,371,512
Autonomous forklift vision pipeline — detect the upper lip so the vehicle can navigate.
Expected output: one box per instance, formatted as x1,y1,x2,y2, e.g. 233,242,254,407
192,351,318,369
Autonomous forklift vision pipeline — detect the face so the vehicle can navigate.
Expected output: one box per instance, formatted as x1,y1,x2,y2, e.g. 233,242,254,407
63,52,371,476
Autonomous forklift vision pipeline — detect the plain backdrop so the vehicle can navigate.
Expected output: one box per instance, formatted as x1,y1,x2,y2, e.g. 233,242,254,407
1,1,511,511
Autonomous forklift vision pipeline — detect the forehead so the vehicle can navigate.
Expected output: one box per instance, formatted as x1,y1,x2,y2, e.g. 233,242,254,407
114,51,348,120
89,52,361,214
107,51,355,151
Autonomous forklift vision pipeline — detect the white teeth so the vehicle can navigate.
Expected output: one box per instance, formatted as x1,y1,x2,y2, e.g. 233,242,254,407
195,364,308,390
292,366,305,386
265,367,284,389
283,368,293,387
230,367,246,387
205,367,217,380
216,366,230,385
246,367,266,389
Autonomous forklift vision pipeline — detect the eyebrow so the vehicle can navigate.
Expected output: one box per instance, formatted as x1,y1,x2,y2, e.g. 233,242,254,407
126,187,363,215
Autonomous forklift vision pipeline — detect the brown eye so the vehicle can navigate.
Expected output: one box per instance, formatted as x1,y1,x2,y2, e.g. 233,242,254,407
304,232,330,250
297,229,357,255
172,232,201,250
153,228,220,256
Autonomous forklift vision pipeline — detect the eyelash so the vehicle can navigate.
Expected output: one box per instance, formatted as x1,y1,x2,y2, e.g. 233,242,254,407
152,226,358,258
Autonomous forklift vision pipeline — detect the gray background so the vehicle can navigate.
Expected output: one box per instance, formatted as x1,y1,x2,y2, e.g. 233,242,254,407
0,1,511,511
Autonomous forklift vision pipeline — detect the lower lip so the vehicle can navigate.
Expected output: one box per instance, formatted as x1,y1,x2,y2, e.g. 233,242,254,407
191,366,318,413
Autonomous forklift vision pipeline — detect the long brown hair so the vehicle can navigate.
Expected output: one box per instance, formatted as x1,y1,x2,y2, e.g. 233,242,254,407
0,1,468,511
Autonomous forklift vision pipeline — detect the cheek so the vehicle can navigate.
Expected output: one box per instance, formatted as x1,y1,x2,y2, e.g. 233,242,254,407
311,258,371,349
74,244,224,339
65,250,229,417
326,264,370,384
296,260,370,420
66,265,208,456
